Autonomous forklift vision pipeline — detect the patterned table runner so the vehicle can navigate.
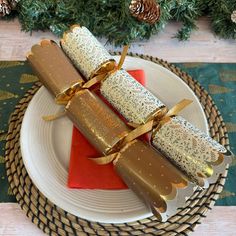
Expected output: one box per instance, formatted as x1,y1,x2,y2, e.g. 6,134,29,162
0,61,235,205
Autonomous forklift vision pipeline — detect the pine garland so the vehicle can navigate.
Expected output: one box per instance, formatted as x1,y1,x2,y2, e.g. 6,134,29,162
1,0,236,45
17,0,172,45
209,0,236,39
171,0,206,40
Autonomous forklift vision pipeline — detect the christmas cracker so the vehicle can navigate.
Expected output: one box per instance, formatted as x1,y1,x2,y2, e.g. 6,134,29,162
61,25,168,124
60,25,233,188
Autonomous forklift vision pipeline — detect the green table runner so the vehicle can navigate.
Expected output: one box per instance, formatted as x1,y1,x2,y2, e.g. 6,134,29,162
0,61,235,205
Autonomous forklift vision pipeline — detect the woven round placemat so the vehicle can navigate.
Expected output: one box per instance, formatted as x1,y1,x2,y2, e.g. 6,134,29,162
5,54,230,236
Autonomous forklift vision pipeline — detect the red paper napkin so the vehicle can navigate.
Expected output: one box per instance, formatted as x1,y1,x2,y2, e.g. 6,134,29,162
68,70,146,189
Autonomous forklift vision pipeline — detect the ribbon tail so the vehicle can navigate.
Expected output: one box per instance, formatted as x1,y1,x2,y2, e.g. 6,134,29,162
89,152,118,165
127,122,140,128
165,99,193,117
123,120,154,144
117,45,129,70
82,73,107,89
42,110,66,121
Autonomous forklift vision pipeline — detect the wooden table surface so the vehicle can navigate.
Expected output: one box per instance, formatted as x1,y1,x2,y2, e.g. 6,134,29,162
0,18,236,236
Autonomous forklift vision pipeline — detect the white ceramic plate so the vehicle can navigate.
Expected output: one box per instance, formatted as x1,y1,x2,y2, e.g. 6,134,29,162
20,56,208,224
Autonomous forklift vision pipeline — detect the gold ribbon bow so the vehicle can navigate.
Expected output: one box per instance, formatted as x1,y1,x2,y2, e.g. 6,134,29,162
82,45,129,89
43,45,129,121
91,99,193,165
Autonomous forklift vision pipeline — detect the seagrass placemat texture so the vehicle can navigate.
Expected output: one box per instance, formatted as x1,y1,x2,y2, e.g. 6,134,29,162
5,54,230,236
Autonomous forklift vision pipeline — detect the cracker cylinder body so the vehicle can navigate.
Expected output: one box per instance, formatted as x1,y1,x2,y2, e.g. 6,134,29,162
114,139,193,221
61,26,115,80
151,115,232,187
66,90,130,155
27,40,84,101
100,69,167,124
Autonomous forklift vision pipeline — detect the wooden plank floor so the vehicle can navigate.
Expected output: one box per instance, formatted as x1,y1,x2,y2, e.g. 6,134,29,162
0,204,235,236
0,18,236,236
0,18,236,62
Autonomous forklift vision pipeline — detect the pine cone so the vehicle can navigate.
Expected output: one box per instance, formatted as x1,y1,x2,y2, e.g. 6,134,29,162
9,0,19,9
0,0,11,17
231,10,236,24
129,0,161,25
0,0,19,17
